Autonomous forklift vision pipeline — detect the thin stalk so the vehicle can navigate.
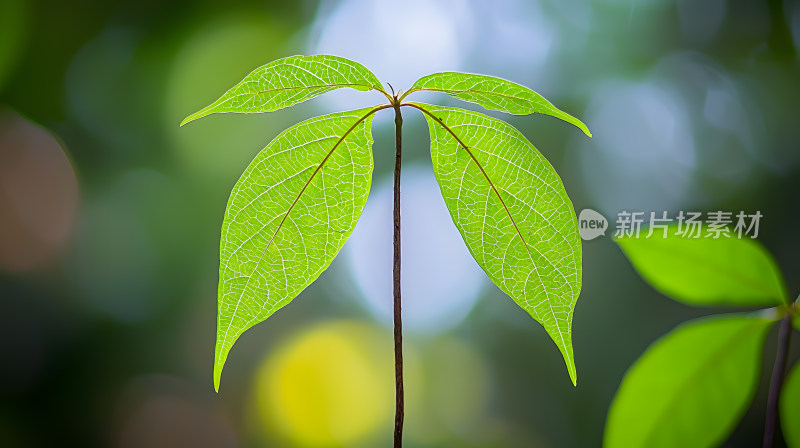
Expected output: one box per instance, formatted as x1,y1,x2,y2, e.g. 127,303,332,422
764,313,793,448
392,100,404,448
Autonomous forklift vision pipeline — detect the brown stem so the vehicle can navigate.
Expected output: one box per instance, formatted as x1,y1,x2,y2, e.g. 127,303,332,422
392,101,404,448
764,313,793,448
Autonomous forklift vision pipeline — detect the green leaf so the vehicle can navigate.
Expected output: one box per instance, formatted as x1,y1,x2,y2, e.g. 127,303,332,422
214,107,379,391
604,314,772,448
616,226,787,307
406,72,591,137
412,102,582,385
782,361,800,448
181,55,385,126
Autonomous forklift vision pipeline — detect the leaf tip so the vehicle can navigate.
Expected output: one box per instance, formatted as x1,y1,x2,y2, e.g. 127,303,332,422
213,343,228,394
552,330,578,387
180,110,206,127
181,100,221,127
574,120,592,138
213,360,224,393
559,112,591,138
567,358,578,387
547,328,577,386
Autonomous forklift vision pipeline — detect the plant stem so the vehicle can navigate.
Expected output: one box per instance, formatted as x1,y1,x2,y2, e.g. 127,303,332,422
764,313,793,448
392,101,404,448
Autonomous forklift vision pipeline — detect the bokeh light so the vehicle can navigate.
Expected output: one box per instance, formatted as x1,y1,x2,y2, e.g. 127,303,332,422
0,108,78,273
66,27,144,153
252,320,393,447
250,320,495,447
346,165,485,333
166,12,297,184
113,375,236,448
467,0,562,84
67,169,164,322
576,79,696,213
309,0,473,108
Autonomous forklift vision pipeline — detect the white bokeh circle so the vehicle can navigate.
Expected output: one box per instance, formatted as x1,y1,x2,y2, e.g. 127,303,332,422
345,165,485,334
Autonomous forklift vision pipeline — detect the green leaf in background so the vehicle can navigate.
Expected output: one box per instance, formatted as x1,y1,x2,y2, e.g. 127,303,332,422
214,107,378,391
412,102,582,385
781,362,800,448
405,72,591,137
181,55,385,126
604,314,773,448
616,226,787,307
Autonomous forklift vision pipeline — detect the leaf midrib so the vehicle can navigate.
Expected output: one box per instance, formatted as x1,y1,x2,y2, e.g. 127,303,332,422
411,103,574,289
407,102,573,372
406,103,532,251
618,238,785,304
232,82,379,98
407,86,543,108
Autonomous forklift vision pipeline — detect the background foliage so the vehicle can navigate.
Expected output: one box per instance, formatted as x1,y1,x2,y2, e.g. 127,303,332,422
1,0,799,447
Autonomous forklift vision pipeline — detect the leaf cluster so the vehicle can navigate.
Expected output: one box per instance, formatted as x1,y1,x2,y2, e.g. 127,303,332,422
609,228,800,447
181,55,591,392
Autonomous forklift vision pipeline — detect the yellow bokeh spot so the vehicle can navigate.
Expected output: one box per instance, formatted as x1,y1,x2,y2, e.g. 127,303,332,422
253,320,393,447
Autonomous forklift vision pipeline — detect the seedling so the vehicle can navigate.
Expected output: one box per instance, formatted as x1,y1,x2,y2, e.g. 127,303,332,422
181,54,591,446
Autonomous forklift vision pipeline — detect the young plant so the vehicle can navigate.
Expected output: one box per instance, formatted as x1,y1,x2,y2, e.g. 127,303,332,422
607,227,799,448
181,54,591,445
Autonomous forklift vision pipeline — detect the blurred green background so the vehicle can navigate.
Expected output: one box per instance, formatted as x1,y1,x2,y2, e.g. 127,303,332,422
1,0,799,446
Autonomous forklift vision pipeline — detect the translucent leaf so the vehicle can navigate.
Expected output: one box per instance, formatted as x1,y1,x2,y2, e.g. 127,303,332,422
782,362,800,448
406,72,591,137
214,107,377,391
181,55,384,126
604,314,772,448
413,103,582,385
616,226,787,307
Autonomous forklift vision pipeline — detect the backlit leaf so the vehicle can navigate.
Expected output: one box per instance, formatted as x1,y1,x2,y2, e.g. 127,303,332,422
214,107,378,391
181,55,385,126
616,226,787,307
604,314,772,448
406,72,591,137
412,102,582,385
